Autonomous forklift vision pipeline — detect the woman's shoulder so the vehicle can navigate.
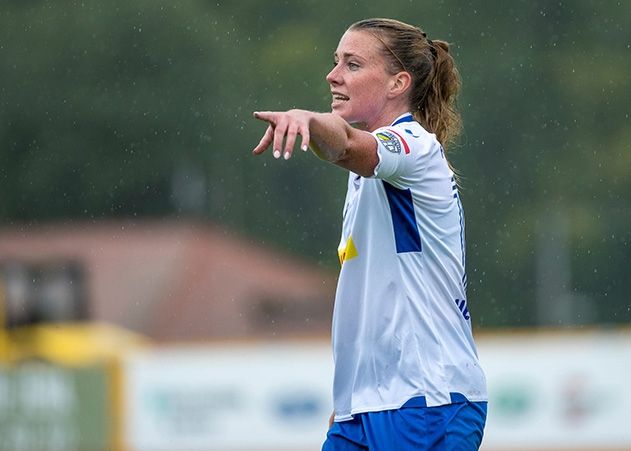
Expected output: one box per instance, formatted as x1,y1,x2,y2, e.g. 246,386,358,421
391,120,436,143
378,120,439,159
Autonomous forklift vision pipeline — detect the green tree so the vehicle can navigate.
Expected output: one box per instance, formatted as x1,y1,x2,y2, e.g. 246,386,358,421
1,0,629,327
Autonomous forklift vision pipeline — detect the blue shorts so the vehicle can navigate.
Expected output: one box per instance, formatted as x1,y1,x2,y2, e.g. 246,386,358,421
322,395,487,451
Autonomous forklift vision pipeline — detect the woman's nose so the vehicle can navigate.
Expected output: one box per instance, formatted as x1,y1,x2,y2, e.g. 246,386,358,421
326,66,340,85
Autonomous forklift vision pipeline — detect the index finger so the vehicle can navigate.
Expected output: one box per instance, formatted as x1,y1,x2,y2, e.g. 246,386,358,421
253,111,275,123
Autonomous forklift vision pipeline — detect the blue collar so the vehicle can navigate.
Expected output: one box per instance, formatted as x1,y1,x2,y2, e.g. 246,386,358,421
391,113,415,126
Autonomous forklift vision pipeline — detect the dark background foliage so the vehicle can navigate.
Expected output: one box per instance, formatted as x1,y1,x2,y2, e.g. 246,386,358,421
1,0,629,328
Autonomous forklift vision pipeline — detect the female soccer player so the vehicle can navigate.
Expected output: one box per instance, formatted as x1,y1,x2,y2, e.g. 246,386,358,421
252,18,488,450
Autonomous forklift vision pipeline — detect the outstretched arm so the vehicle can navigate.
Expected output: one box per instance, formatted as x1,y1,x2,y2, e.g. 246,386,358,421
252,109,378,177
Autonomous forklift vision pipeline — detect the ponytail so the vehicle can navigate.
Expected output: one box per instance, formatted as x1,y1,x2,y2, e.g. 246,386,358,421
415,39,461,150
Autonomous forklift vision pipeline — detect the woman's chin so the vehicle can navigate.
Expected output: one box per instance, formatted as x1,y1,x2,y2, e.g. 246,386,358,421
330,106,353,122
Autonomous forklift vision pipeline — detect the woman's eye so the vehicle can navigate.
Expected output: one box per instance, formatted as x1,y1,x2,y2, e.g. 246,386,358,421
348,62,359,70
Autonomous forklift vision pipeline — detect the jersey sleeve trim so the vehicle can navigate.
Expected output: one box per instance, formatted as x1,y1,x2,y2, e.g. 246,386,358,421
387,129,410,154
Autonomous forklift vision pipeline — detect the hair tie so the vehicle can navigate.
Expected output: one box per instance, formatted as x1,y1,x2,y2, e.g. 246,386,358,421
427,38,438,58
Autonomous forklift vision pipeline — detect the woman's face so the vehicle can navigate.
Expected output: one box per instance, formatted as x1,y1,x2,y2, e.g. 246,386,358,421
326,30,395,131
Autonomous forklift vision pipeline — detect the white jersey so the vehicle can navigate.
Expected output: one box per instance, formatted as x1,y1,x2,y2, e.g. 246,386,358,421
332,113,487,422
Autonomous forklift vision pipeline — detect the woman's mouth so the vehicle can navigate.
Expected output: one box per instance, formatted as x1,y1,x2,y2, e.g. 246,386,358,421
332,93,350,101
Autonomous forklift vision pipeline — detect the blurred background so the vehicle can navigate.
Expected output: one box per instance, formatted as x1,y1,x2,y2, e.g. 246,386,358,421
0,0,629,450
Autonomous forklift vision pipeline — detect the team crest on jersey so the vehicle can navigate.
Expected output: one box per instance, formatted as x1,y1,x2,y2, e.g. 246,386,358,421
376,131,402,154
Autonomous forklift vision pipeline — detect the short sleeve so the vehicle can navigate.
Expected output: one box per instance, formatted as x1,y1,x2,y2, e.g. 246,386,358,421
371,127,415,180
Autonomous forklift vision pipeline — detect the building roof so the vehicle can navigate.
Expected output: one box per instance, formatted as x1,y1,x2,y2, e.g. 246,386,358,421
0,220,337,341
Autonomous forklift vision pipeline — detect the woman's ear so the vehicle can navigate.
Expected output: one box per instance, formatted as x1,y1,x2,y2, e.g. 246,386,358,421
388,71,412,99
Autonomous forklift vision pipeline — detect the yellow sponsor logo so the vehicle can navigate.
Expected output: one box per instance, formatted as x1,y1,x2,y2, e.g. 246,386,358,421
337,236,358,264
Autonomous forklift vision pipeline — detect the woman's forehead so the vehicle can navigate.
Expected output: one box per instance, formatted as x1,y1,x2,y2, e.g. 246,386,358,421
334,30,381,59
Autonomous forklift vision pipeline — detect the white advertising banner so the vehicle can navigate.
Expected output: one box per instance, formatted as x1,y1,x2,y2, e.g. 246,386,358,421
479,330,631,450
123,330,631,451
123,342,333,451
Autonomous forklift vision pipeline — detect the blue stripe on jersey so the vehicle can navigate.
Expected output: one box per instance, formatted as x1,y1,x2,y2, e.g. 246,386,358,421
455,190,467,288
392,114,414,126
382,181,422,253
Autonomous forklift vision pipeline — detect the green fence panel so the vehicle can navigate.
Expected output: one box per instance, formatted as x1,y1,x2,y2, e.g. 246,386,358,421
0,362,111,451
